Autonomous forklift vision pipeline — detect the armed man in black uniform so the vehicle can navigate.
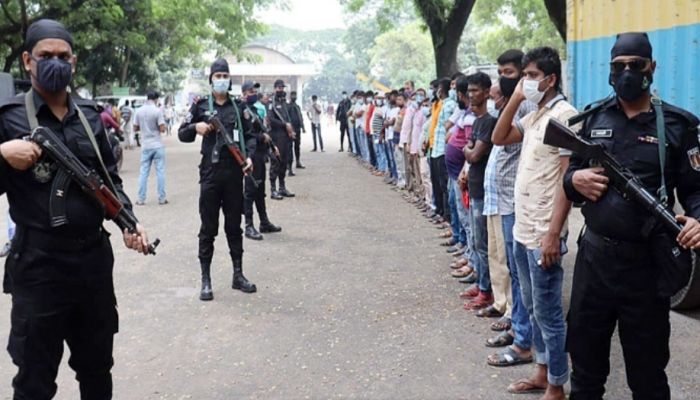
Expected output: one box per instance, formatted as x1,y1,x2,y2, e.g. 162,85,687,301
240,80,282,241
268,79,296,200
287,90,305,176
564,32,700,400
0,20,151,399
178,59,257,301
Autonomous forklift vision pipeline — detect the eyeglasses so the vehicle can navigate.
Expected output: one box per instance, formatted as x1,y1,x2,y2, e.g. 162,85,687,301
610,58,650,73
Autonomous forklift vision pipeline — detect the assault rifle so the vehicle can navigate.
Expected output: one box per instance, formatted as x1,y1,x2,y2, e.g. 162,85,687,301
207,115,257,188
544,118,681,235
30,126,160,255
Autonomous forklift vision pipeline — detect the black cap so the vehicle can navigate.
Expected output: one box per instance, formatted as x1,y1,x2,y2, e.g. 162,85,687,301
25,19,74,52
147,90,159,100
209,58,230,83
611,32,653,60
274,79,286,88
241,80,260,92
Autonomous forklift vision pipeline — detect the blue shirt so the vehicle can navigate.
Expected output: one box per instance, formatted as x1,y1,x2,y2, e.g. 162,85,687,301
430,98,457,158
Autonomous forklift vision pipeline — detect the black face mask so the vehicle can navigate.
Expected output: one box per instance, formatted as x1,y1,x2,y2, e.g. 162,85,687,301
276,91,286,99
457,99,466,110
32,56,72,93
246,94,258,105
609,70,652,101
499,76,519,98
290,97,297,103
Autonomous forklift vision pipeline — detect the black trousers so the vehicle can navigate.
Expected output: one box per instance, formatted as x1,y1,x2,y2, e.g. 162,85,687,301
311,122,323,150
368,134,377,167
429,155,449,218
5,233,117,400
244,150,269,225
567,230,670,400
269,133,291,189
339,123,350,151
198,160,244,264
287,129,301,170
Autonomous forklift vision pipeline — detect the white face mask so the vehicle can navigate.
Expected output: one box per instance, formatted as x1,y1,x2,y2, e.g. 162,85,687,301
212,78,230,94
421,106,430,117
522,77,548,104
487,99,498,117
375,99,384,106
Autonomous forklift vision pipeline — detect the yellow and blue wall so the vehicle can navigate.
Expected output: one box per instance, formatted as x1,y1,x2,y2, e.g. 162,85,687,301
567,0,700,114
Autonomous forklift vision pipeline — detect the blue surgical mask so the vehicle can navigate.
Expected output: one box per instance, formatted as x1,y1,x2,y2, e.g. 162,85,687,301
246,94,258,105
448,89,457,101
421,106,430,117
415,94,425,104
428,89,434,99
212,78,230,94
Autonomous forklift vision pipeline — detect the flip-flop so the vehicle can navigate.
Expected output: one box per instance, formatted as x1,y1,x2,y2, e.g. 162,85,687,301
506,377,545,393
490,316,512,331
488,346,534,368
476,305,504,318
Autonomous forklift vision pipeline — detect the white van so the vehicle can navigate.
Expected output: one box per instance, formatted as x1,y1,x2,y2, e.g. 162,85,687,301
94,95,147,110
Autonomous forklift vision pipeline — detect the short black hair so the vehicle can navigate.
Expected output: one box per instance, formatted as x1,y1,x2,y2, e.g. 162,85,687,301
451,71,466,81
455,76,469,94
497,49,525,70
291,91,297,95
365,90,374,97
466,72,492,91
311,95,317,100
396,93,406,100
522,46,562,92
147,90,159,100
429,79,439,88
437,78,451,96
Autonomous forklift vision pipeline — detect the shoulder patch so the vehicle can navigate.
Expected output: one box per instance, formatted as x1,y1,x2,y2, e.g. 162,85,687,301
195,96,209,105
688,147,700,171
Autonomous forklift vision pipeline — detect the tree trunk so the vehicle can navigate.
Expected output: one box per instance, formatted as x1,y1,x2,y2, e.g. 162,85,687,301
119,46,131,87
433,33,461,78
544,0,567,42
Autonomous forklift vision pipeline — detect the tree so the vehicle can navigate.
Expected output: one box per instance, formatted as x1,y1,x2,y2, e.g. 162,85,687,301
369,22,434,88
343,0,477,78
472,0,565,62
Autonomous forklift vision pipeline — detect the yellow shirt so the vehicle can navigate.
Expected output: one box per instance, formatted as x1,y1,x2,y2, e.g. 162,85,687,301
427,100,443,150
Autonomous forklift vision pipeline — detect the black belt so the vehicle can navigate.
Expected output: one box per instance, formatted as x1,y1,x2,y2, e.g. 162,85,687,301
17,226,105,252
582,228,648,259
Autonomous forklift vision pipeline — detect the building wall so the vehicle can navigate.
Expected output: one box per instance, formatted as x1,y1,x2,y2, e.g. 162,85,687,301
567,0,700,114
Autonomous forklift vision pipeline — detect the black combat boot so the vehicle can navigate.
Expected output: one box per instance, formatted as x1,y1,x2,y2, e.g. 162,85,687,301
200,262,214,301
245,223,263,240
232,259,257,293
259,217,282,233
278,184,295,198
270,181,283,200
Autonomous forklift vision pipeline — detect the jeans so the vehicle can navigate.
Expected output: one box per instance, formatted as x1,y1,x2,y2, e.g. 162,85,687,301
375,138,387,172
138,147,166,202
311,122,324,151
470,197,490,292
386,141,397,179
448,179,467,246
502,214,531,350
514,240,568,386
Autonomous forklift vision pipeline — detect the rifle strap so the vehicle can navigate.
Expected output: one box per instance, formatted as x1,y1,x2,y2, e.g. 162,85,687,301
208,95,246,158
25,90,118,195
651,96,668,206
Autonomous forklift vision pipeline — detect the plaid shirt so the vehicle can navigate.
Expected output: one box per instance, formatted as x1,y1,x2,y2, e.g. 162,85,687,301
430,97,457,158
483,146,501,216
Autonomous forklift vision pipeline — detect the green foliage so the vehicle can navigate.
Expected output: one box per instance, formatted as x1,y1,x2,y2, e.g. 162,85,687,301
471,0,565,61
369,22,435,88
0,0,276,95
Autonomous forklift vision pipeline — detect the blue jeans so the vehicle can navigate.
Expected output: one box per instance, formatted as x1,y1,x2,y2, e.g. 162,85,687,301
470,197,490,292
502,214,531,350
138,147,166,202
513,240,568,386
357,127,368,162
375,138,387,172
448,179,467,245
386,141,397,179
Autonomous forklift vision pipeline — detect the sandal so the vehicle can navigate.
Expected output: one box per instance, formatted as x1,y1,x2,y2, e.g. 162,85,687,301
476,305,504,318
506,377,545,393
458,284,479,298
441,238,457,247
488,346,533,368
485,331,515,348
450,259,469,270
490,316,512,331
438,231,452,239
451,266,473,278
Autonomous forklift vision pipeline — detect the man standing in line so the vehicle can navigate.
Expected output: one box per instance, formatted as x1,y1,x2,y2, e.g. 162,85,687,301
178,58,257,300
307,94,324,152
120,99,135,149
337,90,353,152
287,90,305,176
268,79,296,200
133,90,167,205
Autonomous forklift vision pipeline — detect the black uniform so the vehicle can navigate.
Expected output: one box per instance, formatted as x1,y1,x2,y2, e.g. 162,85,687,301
336,98,352,151
563,97,700,400
268,96,292,192
287,100,304,171
178,96,256,270
240,102,272,227
1,91,132,399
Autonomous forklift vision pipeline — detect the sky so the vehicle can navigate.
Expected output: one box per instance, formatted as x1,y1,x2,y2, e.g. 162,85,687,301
257,0,347,30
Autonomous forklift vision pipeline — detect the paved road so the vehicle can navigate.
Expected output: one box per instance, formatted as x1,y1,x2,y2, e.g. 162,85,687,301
0,121,699,399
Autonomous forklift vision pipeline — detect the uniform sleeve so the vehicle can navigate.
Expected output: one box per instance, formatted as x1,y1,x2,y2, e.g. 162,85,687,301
675,125,700,219
178,103,200,143
92,113,134,215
